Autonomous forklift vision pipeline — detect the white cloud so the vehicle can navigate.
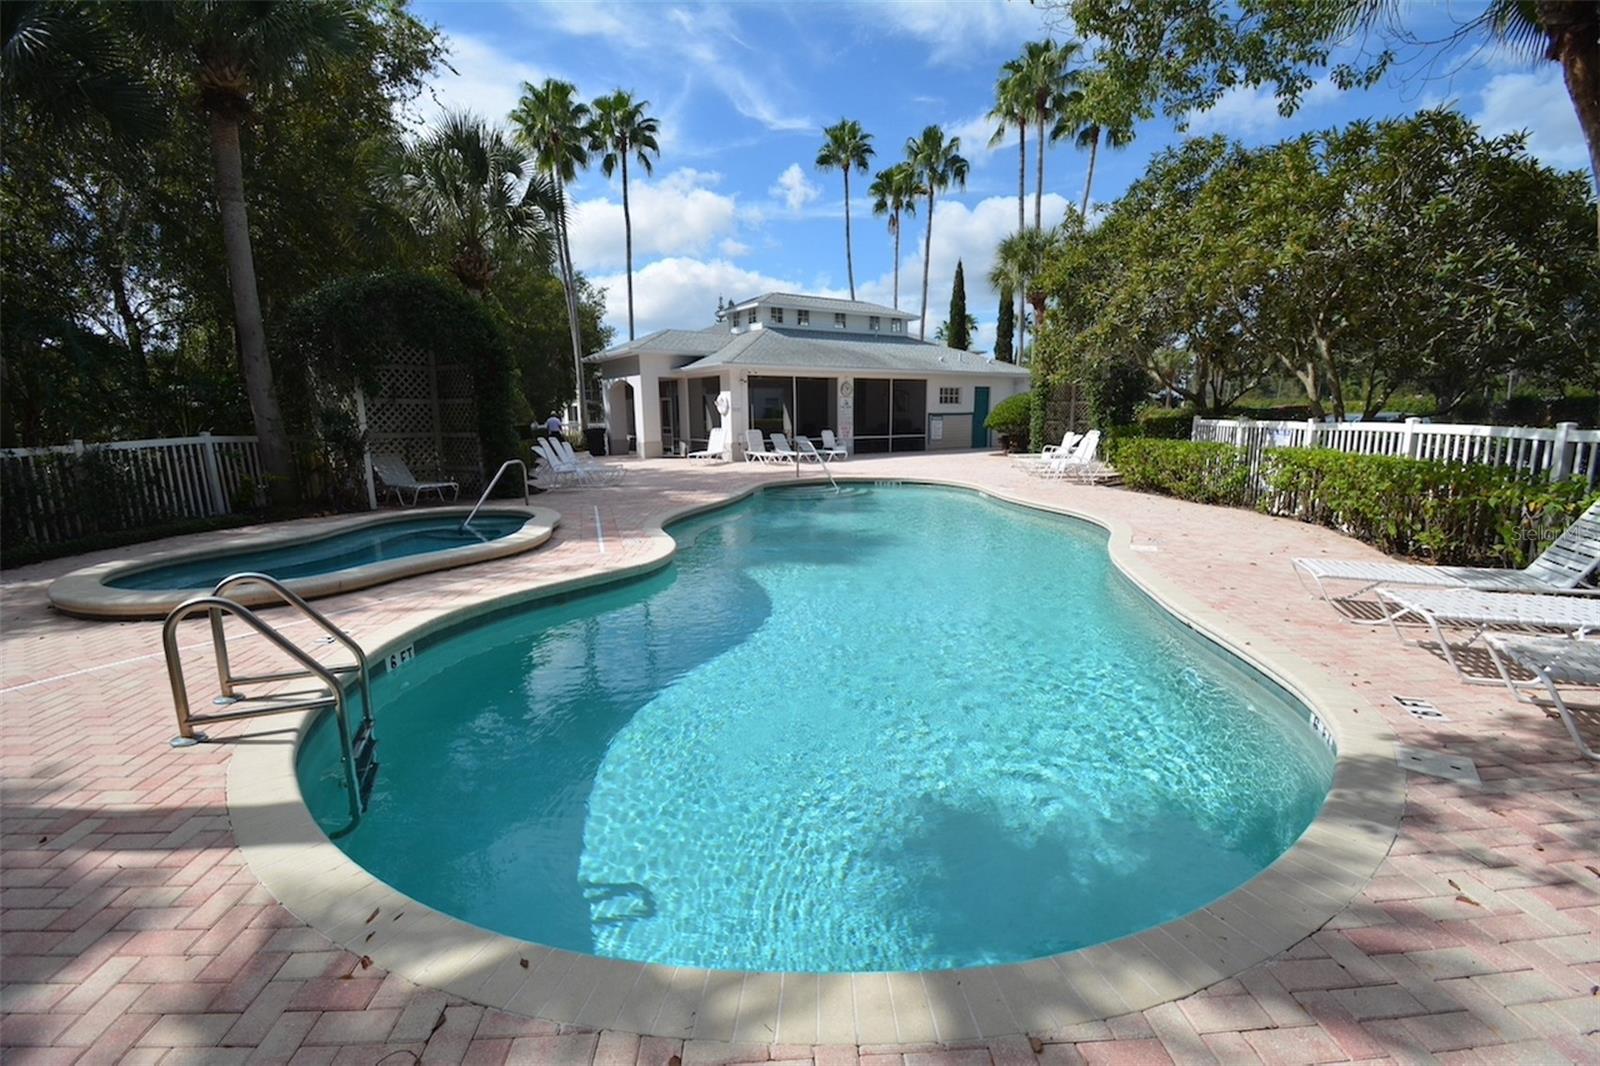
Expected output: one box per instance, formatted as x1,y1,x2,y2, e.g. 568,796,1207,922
1473,68,1589,173
589,257,848,338
1185,78,1340,137
415,31,547,128
719,238,752,257
568,169,741,272
866,0,1051,66
948,110,1015,166
771,163,822,213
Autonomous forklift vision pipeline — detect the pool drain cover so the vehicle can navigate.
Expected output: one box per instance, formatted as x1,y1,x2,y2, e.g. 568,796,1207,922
1394,696,1448,721
1395,745,1479,785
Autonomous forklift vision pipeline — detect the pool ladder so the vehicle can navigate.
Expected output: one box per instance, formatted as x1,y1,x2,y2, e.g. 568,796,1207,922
162,572,377,827
460,458,529,533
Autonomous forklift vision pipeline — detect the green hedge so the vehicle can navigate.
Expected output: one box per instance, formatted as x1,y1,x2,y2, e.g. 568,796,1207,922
1112,439,1596,566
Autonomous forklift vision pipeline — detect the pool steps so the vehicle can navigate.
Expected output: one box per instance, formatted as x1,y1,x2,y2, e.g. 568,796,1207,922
163,572,378,830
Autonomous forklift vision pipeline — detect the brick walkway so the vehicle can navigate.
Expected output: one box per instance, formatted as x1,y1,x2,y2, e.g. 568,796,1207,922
2,453,1596,1065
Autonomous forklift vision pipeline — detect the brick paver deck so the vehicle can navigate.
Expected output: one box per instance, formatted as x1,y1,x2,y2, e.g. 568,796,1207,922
2,452,1596,1065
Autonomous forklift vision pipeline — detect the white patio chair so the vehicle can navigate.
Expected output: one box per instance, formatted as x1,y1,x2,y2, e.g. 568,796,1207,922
689,426,726,461
535,438,622,487
818,430,849,460
744,430,779,463
371,453,459,506
1014,432,1081,471
1483,634,1600,761
1294,501,1600,608
1373,585,1600,684
554,438,625,483
769,433,801,463
1030,431,1105,481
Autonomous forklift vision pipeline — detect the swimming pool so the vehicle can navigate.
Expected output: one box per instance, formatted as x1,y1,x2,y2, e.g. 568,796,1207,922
299,485,1333,973
48,506,557,619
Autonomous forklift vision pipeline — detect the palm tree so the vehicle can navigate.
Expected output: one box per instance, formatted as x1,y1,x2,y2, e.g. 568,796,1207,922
904,126,969,340
382,112,561,299
1068,119,1134,219
1010,39,1084,230
512,79,593,425
987,227,1061,363
1,1,160,143
988,67,1030,235
130,1,361,498
815,119,875,300
589,90,660,341
868,163,921,309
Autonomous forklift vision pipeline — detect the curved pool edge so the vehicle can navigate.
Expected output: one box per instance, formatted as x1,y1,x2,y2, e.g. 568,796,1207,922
47,505,561,620
226,474,1404,1044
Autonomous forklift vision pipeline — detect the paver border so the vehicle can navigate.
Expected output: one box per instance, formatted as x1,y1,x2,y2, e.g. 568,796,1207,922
46,504,560,619
225,473,1404,1044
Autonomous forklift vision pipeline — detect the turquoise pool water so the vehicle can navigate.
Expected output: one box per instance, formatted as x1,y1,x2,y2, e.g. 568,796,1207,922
299,485,1333,973
109,514,527,591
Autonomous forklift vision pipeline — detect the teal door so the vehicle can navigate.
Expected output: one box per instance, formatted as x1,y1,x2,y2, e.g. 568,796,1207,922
971,387,991,447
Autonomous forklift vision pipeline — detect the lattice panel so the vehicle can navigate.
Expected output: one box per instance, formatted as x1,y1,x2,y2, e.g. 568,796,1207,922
364,343,483,493
436,365,474,400
438,401,477,434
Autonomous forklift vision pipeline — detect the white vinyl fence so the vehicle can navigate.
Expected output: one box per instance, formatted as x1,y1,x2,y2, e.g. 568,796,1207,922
1,433,264,547
1192,417,1600,494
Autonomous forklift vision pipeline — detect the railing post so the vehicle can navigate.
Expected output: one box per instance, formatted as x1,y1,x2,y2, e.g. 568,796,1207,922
1190,414,1201,442
355,390,377,511
1304,418,1320,450
1401,417,1421,460
198,431,229,515
1551,421,1576,482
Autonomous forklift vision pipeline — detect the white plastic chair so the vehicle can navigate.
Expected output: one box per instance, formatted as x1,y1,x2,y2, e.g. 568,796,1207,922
818,430,848,460
744,430,779,463
371,453,459,506
769,433,801,463
689,426,726,461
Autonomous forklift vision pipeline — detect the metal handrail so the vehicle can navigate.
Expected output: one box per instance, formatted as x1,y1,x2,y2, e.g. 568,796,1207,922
164,596,363,826
209,573,373,726
797,438,840,492
460,458,529,532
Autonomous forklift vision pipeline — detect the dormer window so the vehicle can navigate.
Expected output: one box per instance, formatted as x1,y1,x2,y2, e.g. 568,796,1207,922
770,307,784,324
869,316,880,331
833,313,846,329
797,309,810,326
746,309,758,326
890,319,904,334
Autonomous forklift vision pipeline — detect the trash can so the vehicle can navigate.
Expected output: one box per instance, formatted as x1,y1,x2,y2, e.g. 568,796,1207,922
584,426,608,456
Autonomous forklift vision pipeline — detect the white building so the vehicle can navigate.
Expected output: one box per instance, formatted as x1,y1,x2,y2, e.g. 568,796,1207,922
588,292,1031,459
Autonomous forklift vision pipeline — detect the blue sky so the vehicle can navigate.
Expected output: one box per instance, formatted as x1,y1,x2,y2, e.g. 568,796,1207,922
408,0,1589,353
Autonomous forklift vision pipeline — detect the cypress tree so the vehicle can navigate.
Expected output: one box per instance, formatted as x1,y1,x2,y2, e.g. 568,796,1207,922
994,284,1015,363
946,260,969,351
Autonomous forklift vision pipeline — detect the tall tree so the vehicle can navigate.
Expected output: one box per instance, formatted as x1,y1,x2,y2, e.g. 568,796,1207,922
988,65,1031,233
382,112,560,299
589,90,660,341
127,1,362,498
815,119,875,300
995,286,1015,363
989,227,1062,363
1008,40,1084,229
0,1,160,145
946,260,970,351
869,162,921,309
512,79,593,425
904,126,969,340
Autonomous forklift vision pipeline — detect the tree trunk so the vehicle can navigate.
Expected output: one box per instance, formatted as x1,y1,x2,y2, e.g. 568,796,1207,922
891,213,900,308
207,113,294,499
555,176,588,429
843,167,856,300
1035,115,1045,230
920,189,935,340
1017,287,1027,363
1017,122,1026,233
622,146,635,341
1539,1,1600,248
1080,130,1100,219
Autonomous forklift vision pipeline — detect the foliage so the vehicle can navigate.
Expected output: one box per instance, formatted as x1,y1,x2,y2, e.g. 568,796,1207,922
1112,438,1598,566
869,162,921,310
274,272,521,503
1085,359,1148,428
984,391,1032,445
994,286,1015,364
589,89,661,340
1136,407,1197,439
1028,374,1052,453
816,118,875,300
945,260,970,351
904,125,969,340
1035,111,1600,420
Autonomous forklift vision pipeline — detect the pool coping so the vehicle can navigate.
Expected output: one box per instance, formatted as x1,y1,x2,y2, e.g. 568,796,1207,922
46,504,561,619
225,474,1404,1044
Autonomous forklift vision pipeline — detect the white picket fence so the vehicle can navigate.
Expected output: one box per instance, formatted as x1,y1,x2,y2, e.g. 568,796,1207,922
1,433,264,546
1192,417,1600,494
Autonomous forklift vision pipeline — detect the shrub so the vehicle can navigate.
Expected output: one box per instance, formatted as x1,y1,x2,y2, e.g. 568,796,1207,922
1086,360,1149,429
1113,439,1254,506
985,391,1032,449
1136,407,1195,439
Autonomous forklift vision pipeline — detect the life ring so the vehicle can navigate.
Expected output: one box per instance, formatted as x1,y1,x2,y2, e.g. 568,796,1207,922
715,393,731,415
840,380,853,398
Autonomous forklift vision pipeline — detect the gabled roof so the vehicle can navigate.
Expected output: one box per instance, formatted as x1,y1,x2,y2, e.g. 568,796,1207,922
589,328,729,361
723,292,911,319
678,328,1028,377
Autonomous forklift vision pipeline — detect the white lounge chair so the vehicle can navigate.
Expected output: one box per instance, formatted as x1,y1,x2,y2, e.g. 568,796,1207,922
744,430,779,463
1373,585,1600,683
819,430,849,460
1014,432,1081,471
1294,501,1600,606
769,433,802,463
1483,635,1600,761
1029,430,1106,481
689,426,726,461
554,438,624,482
535,438,623,487
372,453,459,506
